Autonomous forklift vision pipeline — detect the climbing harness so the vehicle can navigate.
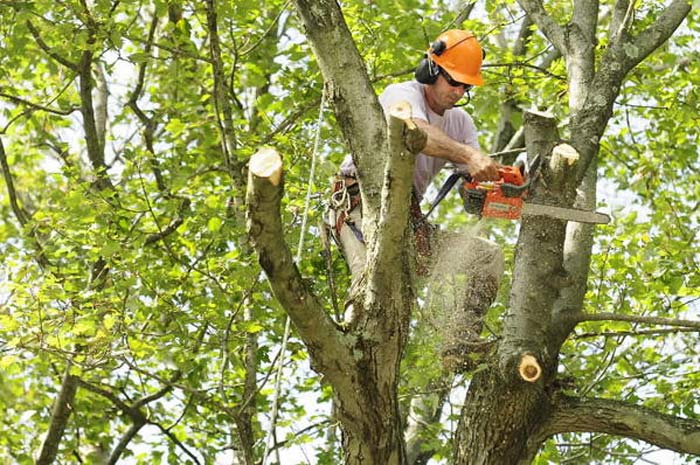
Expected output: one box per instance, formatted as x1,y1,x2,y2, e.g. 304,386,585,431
329,175,363,243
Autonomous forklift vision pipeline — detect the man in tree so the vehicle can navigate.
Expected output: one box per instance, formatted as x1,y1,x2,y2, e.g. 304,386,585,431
327,29,504,370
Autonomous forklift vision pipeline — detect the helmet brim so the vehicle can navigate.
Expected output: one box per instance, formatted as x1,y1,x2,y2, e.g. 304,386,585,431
447,68,484,87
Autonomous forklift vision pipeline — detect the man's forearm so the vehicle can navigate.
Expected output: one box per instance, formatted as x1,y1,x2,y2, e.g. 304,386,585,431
413,118,499,181
414,118,477,166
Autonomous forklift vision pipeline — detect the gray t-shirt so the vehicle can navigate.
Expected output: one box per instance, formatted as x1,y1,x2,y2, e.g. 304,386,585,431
339,80,480,199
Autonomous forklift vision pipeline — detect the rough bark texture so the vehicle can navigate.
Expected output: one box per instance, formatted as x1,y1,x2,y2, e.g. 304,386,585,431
455,369,551,465
453,3,694,464
455,111,568,465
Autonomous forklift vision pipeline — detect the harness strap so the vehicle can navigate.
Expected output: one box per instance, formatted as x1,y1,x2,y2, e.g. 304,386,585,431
330,176,363,243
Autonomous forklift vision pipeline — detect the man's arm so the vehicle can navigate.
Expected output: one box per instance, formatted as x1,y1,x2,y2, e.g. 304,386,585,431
413,118,499,181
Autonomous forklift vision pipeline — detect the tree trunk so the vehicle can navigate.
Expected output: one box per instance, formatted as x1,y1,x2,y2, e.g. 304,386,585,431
455,369,550,465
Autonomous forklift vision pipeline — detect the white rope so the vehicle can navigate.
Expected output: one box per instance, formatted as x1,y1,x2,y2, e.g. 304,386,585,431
262,88,326,465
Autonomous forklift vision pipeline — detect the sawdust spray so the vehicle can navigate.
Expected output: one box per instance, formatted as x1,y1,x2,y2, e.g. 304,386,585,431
420,219,504,363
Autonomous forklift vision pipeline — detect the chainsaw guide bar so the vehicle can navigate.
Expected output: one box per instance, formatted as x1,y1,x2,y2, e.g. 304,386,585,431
521,202,611,225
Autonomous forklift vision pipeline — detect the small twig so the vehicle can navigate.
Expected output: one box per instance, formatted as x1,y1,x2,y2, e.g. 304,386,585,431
485,61,566,80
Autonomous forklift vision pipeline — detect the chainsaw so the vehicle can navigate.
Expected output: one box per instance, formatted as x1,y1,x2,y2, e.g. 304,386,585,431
422,157,610,225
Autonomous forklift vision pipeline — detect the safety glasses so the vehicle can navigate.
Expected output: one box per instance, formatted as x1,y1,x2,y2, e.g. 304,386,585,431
440,68,473,92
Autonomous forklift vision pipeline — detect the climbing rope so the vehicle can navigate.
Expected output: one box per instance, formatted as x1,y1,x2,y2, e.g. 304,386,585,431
262,87,327,465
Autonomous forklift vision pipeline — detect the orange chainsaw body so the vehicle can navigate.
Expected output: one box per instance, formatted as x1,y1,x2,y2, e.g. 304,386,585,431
461,165,527,220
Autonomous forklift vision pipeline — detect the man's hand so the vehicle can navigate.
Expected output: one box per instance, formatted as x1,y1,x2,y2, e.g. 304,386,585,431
465,151,500,181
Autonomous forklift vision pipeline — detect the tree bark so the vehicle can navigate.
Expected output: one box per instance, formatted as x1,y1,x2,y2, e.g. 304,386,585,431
454,369,550,465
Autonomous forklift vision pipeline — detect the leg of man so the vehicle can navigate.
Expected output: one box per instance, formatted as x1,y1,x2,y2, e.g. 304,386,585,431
326,198,366,324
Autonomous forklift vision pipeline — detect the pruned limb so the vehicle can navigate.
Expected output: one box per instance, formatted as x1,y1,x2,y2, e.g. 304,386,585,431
538,395,700,455
517,353,542,383
246,148,351,380
550,143,579,169
249,148,282,186
377,100,424,244
365,102,423,317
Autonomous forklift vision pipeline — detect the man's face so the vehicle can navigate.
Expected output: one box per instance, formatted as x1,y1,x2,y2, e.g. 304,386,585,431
426,69,470,114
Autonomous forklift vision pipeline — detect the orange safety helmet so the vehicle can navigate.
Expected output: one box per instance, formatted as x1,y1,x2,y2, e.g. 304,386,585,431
428,30,484,86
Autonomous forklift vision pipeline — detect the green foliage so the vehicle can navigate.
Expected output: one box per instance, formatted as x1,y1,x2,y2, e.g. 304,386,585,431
0,1,698,464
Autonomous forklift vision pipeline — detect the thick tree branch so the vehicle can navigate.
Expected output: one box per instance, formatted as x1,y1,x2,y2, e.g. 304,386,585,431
292,0,387,223
245,148,352,379
516,0,567,55
500,110,566,379
541,395,700,455
572,1,690,181
572,0,599,40
36,368,79,465
615,0,692,72
566,1,598,110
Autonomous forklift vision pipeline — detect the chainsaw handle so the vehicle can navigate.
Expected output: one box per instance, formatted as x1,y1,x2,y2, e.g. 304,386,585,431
501,178,530,197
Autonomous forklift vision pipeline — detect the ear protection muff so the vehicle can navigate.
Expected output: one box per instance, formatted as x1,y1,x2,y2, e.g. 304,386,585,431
414,56,439,84
414,39,446,84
